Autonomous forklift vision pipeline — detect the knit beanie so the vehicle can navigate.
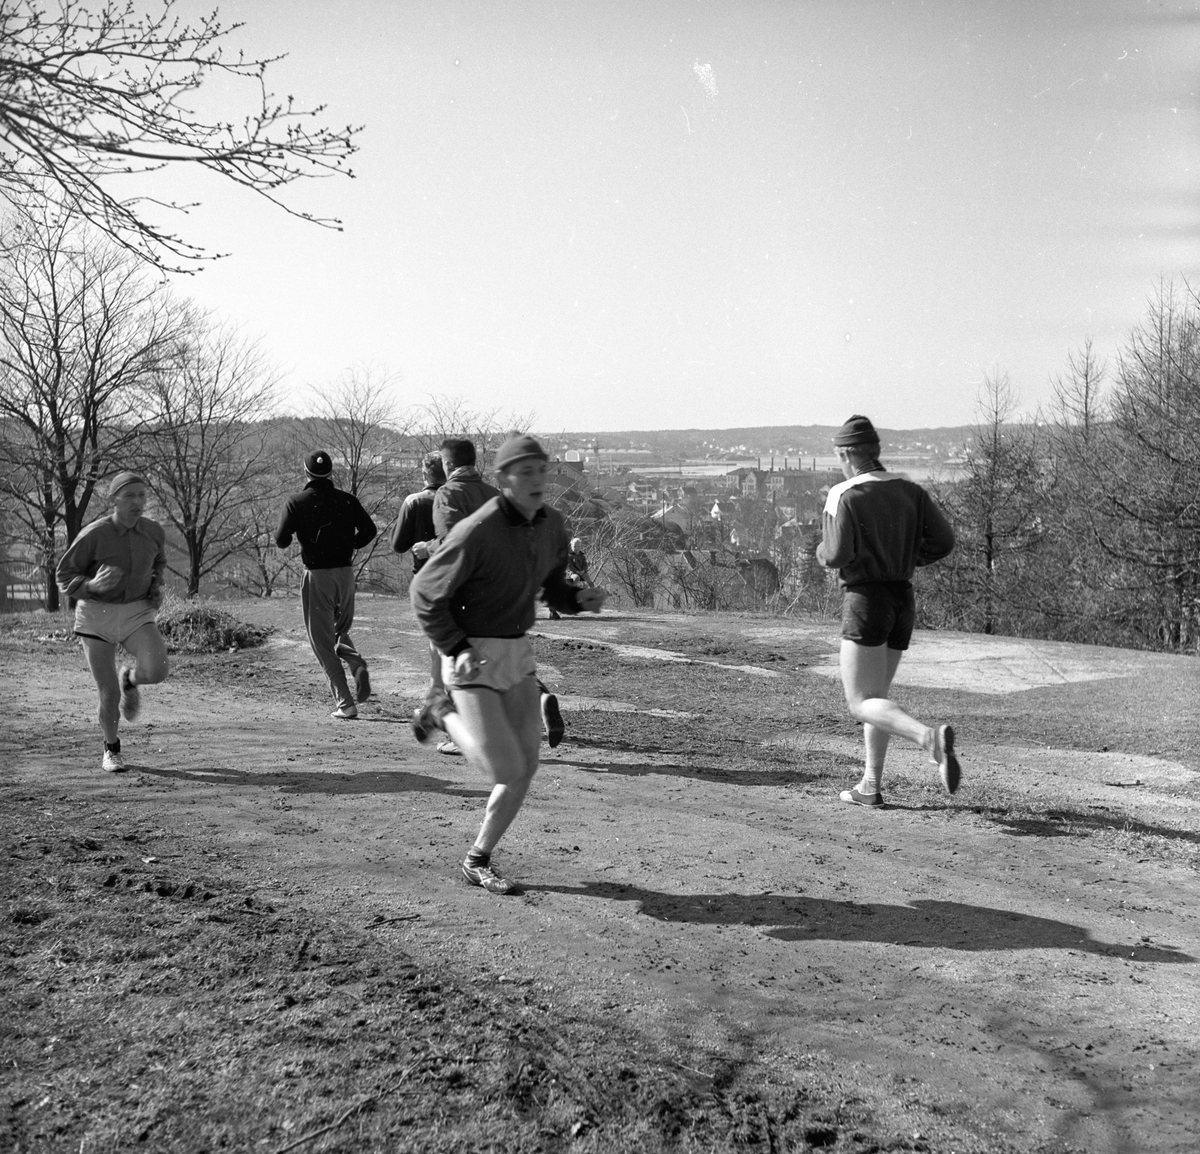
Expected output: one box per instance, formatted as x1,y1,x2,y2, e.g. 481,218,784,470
494,434,549,471
832,415,880,448
305,450,333,478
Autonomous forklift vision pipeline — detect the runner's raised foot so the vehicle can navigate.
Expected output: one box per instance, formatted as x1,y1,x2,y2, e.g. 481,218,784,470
934,724,961,794
118,666,140,721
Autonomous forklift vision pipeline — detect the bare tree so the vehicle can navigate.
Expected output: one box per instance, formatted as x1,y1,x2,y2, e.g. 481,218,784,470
139,312,278,596
0,210,178,608
1085,281,1200,649
411,395,534,475
1050,337,1105,445
922,372,1047,635
0,0,360,269
303,364,412,587
307,365,405,500
224,471,302,598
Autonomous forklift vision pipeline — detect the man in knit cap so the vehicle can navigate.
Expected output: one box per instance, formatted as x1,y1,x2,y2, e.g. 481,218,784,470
56,471,170,772
276,450,377,719
409,433,608,894
424,435,567,751
817,415,961,807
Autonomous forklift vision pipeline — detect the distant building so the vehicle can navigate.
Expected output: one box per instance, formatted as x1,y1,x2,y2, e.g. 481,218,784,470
725,467,841,518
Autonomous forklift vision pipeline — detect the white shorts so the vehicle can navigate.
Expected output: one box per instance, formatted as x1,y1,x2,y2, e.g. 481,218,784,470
74,599,159,645
442,636,536,693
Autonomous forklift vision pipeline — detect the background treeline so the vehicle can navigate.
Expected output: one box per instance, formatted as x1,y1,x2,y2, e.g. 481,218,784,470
918,280,1200,653
0,213,527,609
4,212,1200,656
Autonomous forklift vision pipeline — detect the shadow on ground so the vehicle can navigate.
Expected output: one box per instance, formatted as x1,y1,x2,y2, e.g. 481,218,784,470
547,757,828,787
528,881,1195,962
134,765,490,798
983,807,1200,849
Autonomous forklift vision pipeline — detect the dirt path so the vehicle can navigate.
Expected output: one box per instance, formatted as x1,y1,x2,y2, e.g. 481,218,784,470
6,598,1199,1152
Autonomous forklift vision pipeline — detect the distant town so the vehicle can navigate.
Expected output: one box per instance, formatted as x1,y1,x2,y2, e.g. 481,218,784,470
535,423,973,523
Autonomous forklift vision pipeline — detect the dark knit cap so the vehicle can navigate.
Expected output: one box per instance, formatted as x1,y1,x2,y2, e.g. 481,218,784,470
305,450,333,477
494,434,549,471
107,471,147,498
832,415,880,448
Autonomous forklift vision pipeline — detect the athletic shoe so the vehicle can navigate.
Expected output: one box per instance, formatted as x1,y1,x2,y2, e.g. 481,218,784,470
839,788,883,807
461,859,520,895
118,666,140,721
935,724,961,794
436,740,462,756
412,690,454,745
540,693,565,748
331,704,358,720
354,666,371,704
102,749,126,773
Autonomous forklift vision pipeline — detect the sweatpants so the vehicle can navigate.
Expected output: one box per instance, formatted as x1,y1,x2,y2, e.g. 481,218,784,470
301,566,366,711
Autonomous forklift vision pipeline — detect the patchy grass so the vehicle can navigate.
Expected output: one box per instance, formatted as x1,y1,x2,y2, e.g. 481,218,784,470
0,611,74,649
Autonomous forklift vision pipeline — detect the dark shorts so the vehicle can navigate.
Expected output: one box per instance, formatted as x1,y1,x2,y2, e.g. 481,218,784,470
841,582,915,650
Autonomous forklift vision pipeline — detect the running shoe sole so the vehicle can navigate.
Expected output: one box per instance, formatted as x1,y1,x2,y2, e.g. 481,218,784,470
938,725,961,794
541,693,565,748
119,668,140,722
355,666,371,704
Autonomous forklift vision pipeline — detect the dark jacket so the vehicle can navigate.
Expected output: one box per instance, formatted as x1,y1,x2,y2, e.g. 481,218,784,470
391,485,440,571
410,496,582,656
275,479,377,570
816,470,955,589
432,467,500,541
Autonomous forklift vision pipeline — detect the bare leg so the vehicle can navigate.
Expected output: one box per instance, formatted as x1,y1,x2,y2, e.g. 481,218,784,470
443,676,541,852
840,641,931,793
122,623,169,685
81,637,121,744
428,640,444,691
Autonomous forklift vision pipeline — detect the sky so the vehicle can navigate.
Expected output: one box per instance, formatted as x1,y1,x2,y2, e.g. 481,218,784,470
148,0,1200,433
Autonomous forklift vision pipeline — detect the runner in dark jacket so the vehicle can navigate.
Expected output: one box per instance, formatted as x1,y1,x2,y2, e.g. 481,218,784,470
816,415,960,807
409,434,608,895
276,450,377,719
390,453,446,574
426,437,567,750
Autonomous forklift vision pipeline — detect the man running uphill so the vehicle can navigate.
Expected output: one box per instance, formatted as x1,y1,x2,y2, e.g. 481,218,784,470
57,471,170,773
409,434,608,894
817,414,960,807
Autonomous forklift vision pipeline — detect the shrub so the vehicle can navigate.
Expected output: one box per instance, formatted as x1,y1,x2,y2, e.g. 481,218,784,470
155,594,270,653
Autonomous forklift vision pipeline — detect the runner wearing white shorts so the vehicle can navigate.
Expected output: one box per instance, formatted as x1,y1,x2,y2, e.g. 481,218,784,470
410,435,608,895
56,472,170,773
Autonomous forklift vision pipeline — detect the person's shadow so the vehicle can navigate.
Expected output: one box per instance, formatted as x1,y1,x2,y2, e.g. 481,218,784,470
527,881,1193,963
134,764,489,798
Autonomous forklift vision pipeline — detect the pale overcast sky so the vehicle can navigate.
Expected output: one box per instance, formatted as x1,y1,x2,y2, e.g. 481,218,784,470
158,0,1200,432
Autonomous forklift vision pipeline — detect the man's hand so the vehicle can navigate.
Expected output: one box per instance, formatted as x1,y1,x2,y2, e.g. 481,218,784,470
411,540,432,561
87,563,124,595
576,586,608,614
452,648,484,682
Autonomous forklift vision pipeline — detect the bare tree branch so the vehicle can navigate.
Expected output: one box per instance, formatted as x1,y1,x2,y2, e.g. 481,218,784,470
0,0,360,269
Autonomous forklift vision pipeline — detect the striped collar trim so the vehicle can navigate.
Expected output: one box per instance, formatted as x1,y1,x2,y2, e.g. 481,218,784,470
823,471,905,516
